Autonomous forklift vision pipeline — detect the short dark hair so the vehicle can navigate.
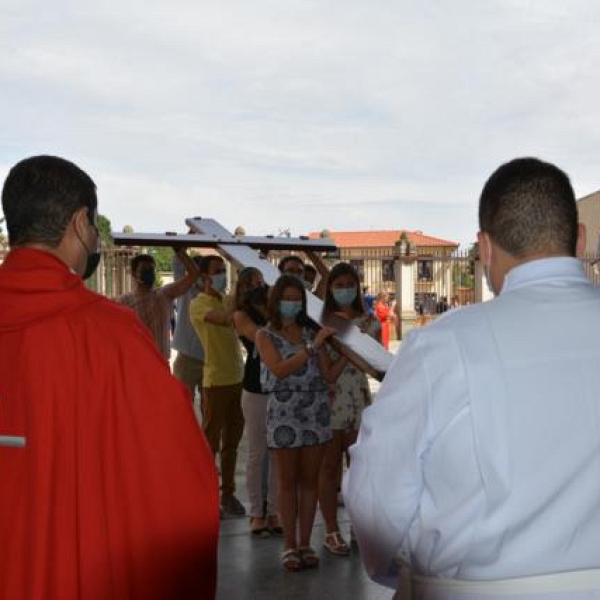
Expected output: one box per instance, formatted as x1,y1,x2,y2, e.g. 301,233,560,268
479,157,578,257
197,255,223,275
234,266,263,311
131,254,155,273
267,274,307,330
278,255,304,273
324,262,365,315
2,155,97,247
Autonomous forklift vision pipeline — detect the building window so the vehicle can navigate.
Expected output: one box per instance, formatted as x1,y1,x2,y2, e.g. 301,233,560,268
349,259,364,281
417,259,433,282
381,259,395,282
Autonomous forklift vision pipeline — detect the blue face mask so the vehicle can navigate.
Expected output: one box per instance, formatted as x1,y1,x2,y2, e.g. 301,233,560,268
332,286,357,307
211,272,227,293
279,300,302,320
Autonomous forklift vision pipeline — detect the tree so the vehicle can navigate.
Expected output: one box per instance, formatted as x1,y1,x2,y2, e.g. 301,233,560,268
0,216,6,246
148,246,175,272
97,214,114,247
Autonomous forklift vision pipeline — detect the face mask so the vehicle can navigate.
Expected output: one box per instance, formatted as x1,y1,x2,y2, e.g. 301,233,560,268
246,285,268,306
279,300,302,320
210,272,227,293
484,265,494,295
139,268,156,287
82,252,101,280
483,241,499,296
76,215,101,280
283,269,304,282
332,287,357,307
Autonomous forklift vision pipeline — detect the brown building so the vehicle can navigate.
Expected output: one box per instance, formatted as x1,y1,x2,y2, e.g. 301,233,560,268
308,229,460,296
577,190,600,256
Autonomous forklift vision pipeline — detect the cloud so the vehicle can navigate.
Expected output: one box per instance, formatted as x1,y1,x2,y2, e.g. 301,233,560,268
1,0,600,250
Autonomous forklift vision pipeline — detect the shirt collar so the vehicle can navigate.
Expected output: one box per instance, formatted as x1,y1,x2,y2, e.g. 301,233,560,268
502,257,588,293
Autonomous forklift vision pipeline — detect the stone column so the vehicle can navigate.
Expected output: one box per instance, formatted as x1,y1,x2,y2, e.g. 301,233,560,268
394,256,417,336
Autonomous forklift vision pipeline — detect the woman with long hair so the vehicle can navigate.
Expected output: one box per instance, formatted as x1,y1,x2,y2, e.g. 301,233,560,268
233,267,279,537
255,275,346,571
319,262,380,556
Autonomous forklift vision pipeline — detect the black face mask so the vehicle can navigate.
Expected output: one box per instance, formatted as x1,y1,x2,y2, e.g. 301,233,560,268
77,215,101,280
82,252,101,280
246,285,268,306
139,269,156,287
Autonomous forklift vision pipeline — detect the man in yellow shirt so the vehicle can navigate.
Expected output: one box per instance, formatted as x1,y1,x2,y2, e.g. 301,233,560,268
190,255,245,516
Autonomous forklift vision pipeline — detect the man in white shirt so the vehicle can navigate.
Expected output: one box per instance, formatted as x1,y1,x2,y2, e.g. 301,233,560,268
344,157,600,599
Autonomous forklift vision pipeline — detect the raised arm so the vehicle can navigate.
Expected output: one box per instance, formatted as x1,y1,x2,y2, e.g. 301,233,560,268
162,248,199,301
305,250,330,299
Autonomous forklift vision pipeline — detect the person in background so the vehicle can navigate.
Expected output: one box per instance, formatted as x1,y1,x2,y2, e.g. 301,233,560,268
363,285,376,316
318,262,380,557
374,291,392,350
0,155,219,599
120,250,198,362
233,267,280,536
278,252,329,298
303,263,317,292
256,275,347,572
190,255,246,518
345,157,600,599
172,253,205,407
278,255,305,279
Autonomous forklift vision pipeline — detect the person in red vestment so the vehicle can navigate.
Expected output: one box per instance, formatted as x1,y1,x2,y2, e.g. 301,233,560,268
374,291,392,350
0,156,219,600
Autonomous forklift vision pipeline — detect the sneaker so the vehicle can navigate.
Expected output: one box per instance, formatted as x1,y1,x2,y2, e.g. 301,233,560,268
221,494,246,516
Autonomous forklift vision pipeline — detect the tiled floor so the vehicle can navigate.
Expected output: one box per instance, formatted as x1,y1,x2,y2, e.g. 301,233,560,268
217,511,394,600
210,341,401,599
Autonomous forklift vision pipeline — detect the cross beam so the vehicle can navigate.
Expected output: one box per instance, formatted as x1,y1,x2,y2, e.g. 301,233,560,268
112,217,393,379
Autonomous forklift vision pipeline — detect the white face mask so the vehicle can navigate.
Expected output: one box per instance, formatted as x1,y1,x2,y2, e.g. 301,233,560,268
484,264,495,295
483,241,503,296
210,272,227,293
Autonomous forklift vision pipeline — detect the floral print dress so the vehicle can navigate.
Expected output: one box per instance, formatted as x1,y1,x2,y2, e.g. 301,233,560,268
260,327,332,449
328,314,379,431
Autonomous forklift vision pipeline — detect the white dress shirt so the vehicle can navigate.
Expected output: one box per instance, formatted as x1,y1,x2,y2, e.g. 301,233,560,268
344,258,600,597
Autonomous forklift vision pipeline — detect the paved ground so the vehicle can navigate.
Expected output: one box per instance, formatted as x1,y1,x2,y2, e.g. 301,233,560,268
201,341,401,600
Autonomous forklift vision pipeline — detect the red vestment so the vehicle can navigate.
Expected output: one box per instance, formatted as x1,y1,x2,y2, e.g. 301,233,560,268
0,248,219,600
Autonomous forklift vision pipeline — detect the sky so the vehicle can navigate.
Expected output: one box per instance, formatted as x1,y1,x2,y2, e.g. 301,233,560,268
2,0,600,249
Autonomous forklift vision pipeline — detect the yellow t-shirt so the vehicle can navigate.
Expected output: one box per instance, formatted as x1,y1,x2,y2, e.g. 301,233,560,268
189,293,243,387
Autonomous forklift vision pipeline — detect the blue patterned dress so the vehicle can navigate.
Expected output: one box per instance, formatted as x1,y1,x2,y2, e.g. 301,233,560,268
260,327,332,449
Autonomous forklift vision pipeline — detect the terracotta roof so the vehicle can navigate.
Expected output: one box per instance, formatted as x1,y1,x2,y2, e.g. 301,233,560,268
307,230,458,248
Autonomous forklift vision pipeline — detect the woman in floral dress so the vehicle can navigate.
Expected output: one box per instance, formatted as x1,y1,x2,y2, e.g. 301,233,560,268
256,275,346,572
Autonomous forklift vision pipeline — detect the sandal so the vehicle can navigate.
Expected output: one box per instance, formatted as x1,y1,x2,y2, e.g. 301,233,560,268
250,517,270,538
267,514,283,535
281,548,302,572
299,546,320,569
323,531,350,556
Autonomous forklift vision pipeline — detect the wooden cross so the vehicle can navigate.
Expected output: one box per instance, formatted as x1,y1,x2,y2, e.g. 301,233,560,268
112,217,393,380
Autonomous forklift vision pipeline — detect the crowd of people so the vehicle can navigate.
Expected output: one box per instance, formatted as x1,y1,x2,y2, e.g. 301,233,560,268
3,154,600,600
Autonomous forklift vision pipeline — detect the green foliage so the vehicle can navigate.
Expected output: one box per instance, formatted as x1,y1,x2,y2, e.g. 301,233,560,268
452,259,475,289
148,246,174,272
97,214,114,247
